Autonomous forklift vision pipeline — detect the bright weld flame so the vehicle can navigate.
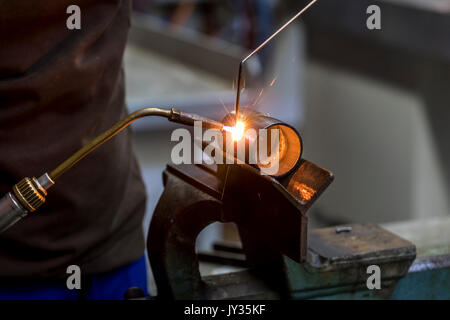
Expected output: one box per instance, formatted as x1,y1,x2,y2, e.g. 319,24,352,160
223,121,245,141
232,121,245,141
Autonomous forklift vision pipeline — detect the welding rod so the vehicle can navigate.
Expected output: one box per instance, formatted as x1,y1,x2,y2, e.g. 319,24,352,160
0,107,223,234
234,0,317,121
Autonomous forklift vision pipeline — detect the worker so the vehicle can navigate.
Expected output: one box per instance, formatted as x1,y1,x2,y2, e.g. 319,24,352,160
0,1,148,299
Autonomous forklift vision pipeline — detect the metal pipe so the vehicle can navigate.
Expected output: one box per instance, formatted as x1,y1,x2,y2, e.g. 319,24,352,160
222,109,303,177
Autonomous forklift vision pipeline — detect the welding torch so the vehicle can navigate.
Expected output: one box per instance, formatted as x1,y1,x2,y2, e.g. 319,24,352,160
0,0,316,235
0,107,224,234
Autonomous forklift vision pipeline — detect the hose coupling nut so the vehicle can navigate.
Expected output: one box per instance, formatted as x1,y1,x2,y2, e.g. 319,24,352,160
12,177,46,212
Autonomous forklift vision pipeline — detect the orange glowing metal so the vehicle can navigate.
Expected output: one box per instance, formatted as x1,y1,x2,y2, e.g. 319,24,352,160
292,182,316,202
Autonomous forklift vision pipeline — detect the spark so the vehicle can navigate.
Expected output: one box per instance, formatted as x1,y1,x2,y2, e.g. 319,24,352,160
252,88,264,107
270,76,278,87
219,98,230,116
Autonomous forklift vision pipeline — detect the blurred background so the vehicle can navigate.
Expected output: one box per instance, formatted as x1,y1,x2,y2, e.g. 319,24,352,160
124,0,450,291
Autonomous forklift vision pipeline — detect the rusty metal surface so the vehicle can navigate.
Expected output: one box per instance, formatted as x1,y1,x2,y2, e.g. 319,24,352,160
308,224,416,268
280,224,416,299
202,270,280,300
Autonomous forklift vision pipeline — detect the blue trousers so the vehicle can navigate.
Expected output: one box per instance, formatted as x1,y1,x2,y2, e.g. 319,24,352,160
0,255,148,300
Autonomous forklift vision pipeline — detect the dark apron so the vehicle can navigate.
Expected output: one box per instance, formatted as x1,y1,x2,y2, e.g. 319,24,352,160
0,0,146,278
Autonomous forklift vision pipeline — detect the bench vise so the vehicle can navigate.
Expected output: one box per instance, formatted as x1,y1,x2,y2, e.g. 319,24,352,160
147,159,425,299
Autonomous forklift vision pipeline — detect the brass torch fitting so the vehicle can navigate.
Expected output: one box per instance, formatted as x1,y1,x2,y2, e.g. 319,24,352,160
0,173,54,233
12,177,46,212
11,173,54,212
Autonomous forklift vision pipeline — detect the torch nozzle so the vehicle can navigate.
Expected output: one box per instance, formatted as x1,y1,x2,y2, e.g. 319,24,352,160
168,109,223,130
